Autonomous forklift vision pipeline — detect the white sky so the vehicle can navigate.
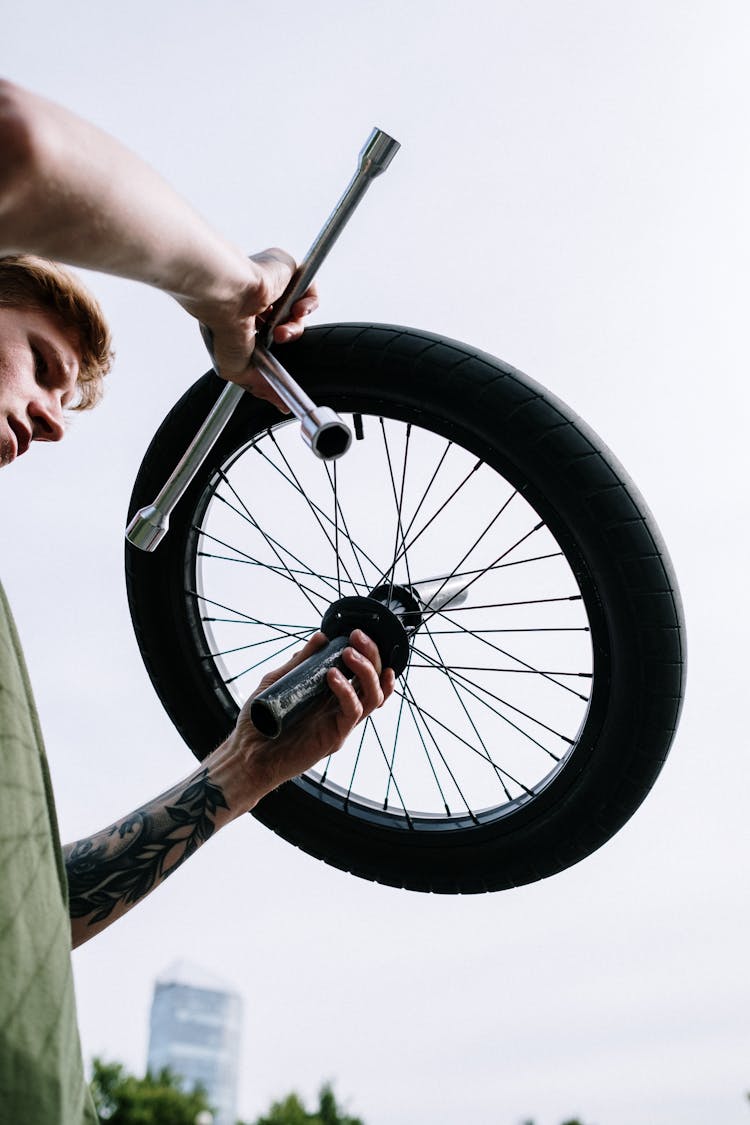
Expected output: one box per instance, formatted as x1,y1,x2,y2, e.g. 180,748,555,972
2,2,749,1123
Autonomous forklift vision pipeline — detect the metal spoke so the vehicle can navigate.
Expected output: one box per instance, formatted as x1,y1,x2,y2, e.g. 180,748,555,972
383,649,415,810
401,665,454,815
210,492,334,593
211,473,326,616
197,534,344,593
206,629,314,660
189,590,313,642
373,455,483,589
333,460,341,596
408,647,573,746
252,436,381,578
429,551,564,582
345,719,371,801
223,636,301,686
380,418,413,595
195,526,331,612
323,458,372,590
400,681,481,821
392,438,453,553
202,616,314,630
419,518,546,628
434,596,583,611
419,625,513,801
368,720,413,822
425,627,589,635
398,683,538,793
418,605,590,701
415,489,520,613
264,428,360,591
408,660,592,678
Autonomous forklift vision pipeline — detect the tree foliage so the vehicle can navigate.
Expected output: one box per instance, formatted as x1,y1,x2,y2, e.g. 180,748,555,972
522,1119,589,1125
90,1057,213,1125
90,1061,594,1125
250,1083,364,1125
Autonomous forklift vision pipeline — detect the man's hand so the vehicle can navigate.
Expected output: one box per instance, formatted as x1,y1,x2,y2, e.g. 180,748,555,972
249,248,320,346
183,247,319,412
227,629,395,808
65,629,393,946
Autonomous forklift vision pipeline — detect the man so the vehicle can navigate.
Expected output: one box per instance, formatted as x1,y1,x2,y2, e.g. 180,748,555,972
0,79,394,1123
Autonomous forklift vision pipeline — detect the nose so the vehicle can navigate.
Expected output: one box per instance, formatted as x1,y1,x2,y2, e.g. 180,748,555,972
29,395,65,443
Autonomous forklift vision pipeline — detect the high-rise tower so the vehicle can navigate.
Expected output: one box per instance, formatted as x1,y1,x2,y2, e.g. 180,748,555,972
147,961,242,1125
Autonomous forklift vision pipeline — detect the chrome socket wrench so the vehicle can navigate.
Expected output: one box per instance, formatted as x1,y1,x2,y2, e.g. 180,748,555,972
126,127,400,553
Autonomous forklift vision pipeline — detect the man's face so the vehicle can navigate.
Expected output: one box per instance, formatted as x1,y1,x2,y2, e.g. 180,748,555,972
0,305,80,467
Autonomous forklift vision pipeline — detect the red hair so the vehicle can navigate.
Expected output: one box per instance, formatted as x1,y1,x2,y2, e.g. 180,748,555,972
0,254,112,409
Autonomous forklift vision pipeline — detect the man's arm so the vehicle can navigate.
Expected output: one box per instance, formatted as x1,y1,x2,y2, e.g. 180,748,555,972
64,631,394,948
0,78,317,400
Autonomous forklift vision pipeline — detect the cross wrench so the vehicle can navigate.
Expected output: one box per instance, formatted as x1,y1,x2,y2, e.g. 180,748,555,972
126,127,400,552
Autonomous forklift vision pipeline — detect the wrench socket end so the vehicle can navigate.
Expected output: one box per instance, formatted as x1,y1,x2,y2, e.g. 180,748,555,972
301,407,353,460
359,128,401,176
126,504,170,552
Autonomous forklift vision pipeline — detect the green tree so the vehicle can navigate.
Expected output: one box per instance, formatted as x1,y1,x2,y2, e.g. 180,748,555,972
522,1119,589,1125
90,1056,213,1124
250,1083,364,1125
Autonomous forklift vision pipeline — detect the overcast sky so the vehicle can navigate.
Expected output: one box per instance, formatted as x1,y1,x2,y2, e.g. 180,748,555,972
2,3,749,1123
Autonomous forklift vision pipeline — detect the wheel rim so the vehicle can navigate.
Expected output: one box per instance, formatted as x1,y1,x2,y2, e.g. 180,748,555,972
185,406,596,830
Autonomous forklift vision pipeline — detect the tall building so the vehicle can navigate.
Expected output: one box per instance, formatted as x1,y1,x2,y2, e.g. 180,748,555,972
147,960,242,1125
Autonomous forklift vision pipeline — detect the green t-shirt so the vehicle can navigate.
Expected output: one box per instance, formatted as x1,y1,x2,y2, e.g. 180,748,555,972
0,580,98,1123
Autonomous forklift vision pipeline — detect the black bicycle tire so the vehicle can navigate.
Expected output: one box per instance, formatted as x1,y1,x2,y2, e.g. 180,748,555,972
125,323,685,893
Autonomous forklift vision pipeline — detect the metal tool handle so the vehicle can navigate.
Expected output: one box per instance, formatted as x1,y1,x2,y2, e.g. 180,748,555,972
251,345,351,459
260,127,400,344
126,127,400,553
125,380,245,551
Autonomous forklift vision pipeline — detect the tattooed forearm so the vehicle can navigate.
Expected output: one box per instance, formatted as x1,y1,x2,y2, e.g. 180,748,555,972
64,768,228,932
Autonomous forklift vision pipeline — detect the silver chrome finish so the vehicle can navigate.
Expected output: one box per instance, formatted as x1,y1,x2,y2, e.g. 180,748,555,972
124,503,170,552
260,128,401,345
300,406,352,459
251,347,352,458
126,127,398,551
409,575,469,614
125,381,244,550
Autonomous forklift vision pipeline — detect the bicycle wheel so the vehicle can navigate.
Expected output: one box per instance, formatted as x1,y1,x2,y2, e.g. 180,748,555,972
125,324,685,893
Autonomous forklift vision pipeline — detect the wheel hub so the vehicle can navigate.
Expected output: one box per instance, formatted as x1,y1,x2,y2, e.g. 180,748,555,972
321,575,469,677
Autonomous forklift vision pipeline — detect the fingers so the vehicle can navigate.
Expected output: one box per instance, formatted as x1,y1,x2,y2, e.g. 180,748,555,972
327,629,393,729
253,628,393,745
191,249,318,402
292,630,328,663
345,628,382,676
248,248,318,333
326,666,365,729
253,631,327,694
285,283,319,323
272,281,319,345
